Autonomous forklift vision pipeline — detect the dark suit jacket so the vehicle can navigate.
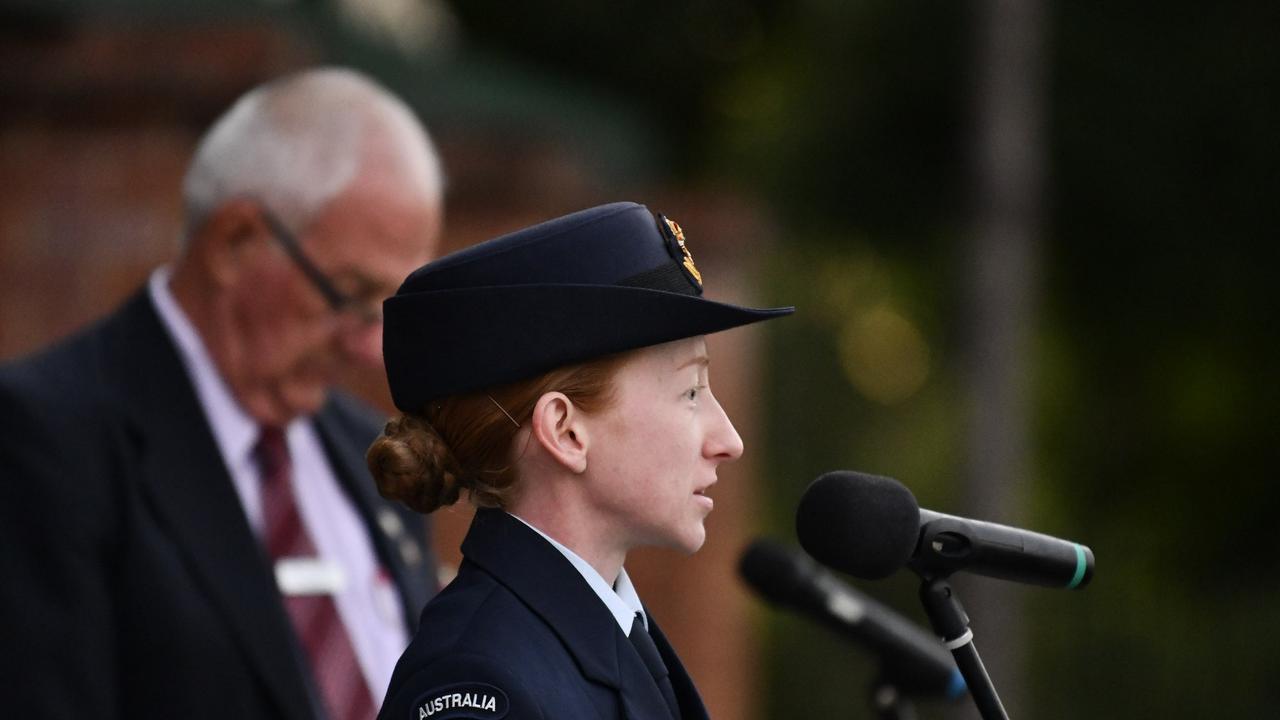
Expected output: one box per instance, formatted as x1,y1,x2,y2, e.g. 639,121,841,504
0,290,436,719
379,509,708,720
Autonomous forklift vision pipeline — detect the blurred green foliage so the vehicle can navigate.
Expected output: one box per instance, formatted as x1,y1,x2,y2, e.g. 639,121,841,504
452,1,1280,717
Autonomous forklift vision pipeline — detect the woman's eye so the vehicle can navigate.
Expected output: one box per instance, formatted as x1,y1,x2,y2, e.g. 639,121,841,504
685,385,705,402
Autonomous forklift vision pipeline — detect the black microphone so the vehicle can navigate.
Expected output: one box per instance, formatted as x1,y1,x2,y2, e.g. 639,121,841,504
795,471,1095,589
739,538,966,700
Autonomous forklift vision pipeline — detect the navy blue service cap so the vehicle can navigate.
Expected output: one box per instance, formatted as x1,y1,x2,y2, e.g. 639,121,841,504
382,201,795,412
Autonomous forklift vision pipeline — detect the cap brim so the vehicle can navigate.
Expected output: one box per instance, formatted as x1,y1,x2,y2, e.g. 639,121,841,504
384,284,794,411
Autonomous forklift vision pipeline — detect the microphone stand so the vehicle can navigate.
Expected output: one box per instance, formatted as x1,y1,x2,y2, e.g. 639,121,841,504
869,678,916,720
917,576,1009,720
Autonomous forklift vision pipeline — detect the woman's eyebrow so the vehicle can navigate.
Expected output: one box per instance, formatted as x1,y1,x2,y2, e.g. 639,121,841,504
676,354,710,371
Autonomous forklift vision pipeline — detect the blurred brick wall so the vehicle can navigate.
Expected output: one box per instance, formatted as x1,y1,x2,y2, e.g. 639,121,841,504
0,15,313,358
0,13,775,718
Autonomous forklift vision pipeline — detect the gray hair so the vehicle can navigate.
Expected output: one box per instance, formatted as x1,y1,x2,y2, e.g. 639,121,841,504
181,66,442,239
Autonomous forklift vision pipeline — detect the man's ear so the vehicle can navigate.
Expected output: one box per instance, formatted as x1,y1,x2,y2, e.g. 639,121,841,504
188,198,267,288
530,391,589,474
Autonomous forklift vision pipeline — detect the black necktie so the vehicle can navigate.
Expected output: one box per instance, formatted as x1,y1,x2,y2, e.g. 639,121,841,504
629,612,681,720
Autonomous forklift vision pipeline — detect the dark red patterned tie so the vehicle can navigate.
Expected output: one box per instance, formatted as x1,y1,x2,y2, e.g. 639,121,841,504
256,426,375,720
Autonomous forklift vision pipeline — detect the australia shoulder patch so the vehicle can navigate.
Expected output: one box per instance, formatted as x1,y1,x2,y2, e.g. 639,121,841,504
412,682,509,719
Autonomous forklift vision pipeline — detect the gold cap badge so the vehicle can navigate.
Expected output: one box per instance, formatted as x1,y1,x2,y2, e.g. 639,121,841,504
663,216,703,287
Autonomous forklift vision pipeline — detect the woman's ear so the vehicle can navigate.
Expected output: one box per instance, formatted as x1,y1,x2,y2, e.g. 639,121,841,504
529,391,589,474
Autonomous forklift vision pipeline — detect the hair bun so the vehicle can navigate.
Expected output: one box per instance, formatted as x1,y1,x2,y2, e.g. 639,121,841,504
367,414,463,513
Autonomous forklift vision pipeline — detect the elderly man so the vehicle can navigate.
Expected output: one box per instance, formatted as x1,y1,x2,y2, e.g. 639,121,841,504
0,68,443,720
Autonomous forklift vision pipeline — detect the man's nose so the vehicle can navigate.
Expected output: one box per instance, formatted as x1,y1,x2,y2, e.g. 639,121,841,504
337,317,384,368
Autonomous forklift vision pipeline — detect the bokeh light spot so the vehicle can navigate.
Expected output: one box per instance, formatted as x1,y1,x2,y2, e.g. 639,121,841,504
838,305,930,405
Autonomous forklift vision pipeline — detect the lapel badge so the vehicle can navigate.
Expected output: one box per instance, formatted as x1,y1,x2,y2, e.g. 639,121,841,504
377,508,422,567
658,214,703,291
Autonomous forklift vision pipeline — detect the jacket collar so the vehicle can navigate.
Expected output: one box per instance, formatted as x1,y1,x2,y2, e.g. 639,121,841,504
460,509,677,719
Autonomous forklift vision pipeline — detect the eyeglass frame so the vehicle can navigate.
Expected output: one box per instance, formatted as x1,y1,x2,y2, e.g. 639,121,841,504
256,203,383,325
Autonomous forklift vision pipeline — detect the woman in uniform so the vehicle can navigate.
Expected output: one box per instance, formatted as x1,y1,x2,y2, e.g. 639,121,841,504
369,202,792,719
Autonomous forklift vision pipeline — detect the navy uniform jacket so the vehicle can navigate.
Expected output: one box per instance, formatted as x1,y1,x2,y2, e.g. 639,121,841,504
380,509,710,720
0,291,436,719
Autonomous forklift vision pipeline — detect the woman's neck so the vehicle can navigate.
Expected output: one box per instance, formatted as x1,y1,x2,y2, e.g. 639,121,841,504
508,494,628,585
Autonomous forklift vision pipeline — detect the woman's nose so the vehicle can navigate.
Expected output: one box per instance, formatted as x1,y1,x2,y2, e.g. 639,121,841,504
705,395,745,462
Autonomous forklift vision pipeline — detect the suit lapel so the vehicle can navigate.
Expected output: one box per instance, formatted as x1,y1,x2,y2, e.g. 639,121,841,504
313,399,434,629
110,293,318,720
649,615,709,720
461,509,675,719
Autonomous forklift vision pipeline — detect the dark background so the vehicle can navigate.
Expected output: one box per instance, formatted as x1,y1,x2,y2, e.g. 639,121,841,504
3,1,1277,717
447,2,1280,717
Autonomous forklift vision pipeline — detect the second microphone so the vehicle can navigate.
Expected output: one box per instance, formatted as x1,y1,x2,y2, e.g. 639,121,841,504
740,538,966,700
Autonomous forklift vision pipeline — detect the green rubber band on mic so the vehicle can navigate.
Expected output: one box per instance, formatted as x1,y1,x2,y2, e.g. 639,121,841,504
1066,544,1087,589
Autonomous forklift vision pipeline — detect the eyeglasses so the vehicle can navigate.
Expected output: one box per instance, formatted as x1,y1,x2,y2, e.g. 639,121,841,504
258,204,383,325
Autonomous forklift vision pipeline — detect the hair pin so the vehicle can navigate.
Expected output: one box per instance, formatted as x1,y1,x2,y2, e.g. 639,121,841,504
487,395,521,428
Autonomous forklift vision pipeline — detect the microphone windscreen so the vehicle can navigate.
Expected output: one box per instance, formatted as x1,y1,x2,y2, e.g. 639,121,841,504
739,538,807,606
796,471,920,579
